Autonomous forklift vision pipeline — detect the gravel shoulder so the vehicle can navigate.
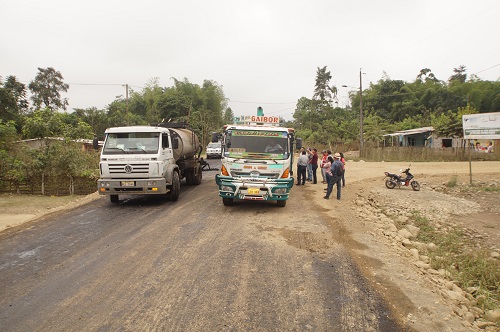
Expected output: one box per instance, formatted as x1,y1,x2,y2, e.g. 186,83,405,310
311,161,500,331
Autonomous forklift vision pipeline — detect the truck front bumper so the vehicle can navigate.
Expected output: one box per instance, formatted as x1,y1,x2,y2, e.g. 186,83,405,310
98,178,167,195
215,175,294,201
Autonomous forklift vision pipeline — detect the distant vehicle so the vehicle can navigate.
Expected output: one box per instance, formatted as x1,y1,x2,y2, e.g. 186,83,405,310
206,142,222,159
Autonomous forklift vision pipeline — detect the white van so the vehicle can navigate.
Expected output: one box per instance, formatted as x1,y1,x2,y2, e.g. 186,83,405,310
206,142,221,159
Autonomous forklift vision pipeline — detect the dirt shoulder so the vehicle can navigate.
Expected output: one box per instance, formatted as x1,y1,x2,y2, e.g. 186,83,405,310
0,192,101,232
312,161,500,331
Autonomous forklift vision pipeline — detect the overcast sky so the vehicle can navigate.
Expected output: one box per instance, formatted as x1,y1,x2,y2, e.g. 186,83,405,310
1,0,499,121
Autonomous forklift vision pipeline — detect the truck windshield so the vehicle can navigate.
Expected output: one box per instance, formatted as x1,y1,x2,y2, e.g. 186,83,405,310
207,143,221,149
102,132,160,155
225,130,288,159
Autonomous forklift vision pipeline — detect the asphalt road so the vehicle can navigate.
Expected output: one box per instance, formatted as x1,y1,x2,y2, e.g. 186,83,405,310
0,159,401,331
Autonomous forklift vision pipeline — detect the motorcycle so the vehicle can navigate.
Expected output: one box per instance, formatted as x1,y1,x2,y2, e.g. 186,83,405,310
384,167,420,191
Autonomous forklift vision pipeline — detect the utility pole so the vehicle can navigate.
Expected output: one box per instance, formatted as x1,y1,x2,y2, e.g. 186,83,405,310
359,69,364,158
125,84,129,125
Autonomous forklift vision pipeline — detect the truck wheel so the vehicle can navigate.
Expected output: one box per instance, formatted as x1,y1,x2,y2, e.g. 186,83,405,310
192,164,202,185
110,195,119,203
167,171,180,201
222,197,233,206
277,200,286,207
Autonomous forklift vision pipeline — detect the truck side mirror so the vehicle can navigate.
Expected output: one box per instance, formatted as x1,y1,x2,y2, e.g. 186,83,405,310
211,132,220,143
295,138,303,150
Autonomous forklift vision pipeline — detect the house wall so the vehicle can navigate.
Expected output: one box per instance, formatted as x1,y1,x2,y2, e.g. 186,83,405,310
431,135,464,148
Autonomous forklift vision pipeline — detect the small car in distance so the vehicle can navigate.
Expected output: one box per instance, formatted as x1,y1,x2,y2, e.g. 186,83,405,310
206,142,222,159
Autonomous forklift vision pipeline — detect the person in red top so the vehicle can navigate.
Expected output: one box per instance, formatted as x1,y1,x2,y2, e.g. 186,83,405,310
310,148,319,184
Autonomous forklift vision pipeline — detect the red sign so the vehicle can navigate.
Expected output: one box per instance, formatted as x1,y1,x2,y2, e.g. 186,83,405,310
251,115,279,124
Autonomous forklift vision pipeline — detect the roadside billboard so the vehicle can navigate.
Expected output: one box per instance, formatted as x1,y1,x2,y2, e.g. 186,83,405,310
462,112,500,139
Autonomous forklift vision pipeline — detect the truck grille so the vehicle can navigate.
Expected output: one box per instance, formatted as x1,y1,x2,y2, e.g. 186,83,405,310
231,172,280,179
109,163,149,175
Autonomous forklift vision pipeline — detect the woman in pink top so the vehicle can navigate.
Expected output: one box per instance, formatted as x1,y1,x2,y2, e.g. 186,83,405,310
322,155,333,191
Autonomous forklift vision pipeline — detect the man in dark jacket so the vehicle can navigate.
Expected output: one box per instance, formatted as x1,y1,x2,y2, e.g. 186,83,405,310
324,152,343,200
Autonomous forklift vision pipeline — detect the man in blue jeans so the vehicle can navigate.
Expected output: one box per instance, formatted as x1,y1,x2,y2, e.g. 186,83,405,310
306,148,313,181
296,149,309,185
324,152,343,200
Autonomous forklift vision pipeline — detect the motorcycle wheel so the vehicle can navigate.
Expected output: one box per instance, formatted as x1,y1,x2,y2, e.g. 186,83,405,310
385,179,396,189
411,181,421,191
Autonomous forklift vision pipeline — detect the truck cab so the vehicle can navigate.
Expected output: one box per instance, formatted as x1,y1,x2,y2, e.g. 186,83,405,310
215,118,301,207
98,124,202,203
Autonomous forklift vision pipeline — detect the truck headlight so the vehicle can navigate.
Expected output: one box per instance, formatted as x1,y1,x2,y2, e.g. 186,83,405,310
274,188,287,194
101,182,110,187
221,185,234,192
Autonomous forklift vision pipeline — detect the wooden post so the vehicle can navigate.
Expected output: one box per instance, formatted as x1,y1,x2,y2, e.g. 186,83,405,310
468,139,472,185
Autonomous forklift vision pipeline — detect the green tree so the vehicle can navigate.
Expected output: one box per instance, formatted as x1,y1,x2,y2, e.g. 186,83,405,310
313,66,337,110
1,76,28,130
73,107,109,138
449,65,467,84
22,108,64,138
431,105,477,137
223,107,234,124
28,67,69,111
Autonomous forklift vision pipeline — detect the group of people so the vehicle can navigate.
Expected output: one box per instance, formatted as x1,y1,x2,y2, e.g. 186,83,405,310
295,148,346,200
475,141,494,153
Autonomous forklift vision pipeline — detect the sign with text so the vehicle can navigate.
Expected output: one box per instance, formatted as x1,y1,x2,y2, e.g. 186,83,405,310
250,115,279,124
463,112,500,139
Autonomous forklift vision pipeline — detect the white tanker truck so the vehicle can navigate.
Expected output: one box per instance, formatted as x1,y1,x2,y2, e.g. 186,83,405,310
97,122,202,203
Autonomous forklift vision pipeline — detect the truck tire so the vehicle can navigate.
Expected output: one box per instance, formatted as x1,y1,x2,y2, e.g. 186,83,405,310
110,195,119,203
277,200,286,207
222,197,233,206
167,171,180,201
192,164,202,185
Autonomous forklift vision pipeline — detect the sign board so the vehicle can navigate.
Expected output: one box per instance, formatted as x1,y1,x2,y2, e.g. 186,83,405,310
462,112,500,139
250,115,279,124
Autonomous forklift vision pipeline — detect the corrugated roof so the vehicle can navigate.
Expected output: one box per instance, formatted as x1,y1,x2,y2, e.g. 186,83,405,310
383,126,434,137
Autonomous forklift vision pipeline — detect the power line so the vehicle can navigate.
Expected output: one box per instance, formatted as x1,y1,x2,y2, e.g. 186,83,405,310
473,64,500,75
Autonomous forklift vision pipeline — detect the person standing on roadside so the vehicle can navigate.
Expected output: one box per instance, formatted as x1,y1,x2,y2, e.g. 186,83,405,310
320,150,328,184
324,152,343,200
322,155,333,191
306,148,313,181
296,149,309,185
310,148,319,184
340,152,346,188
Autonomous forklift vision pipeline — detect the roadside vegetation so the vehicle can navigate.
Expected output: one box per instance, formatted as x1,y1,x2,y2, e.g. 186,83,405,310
409,210,500,310
1,65,499,194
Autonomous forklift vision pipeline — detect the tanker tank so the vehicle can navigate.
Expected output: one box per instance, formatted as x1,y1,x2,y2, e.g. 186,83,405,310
169,128,201,161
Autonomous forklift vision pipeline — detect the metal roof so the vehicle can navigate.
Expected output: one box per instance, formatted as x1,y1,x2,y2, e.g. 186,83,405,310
383,126,434,137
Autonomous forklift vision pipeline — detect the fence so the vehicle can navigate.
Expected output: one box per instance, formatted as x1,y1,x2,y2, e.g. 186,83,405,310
0,175,97,195
362,146,499,162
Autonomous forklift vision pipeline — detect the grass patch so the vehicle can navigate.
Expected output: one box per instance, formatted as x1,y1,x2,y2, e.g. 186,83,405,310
446,175,458,188
409,210,500,310
483,186,500,192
